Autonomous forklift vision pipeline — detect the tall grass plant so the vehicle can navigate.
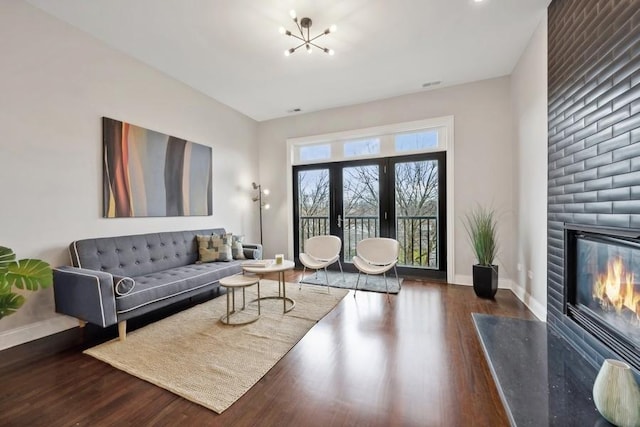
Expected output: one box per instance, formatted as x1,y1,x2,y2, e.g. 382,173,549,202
463,206,498,266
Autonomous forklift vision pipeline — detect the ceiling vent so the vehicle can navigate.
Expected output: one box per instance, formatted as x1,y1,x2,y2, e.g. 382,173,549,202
422,81,442,88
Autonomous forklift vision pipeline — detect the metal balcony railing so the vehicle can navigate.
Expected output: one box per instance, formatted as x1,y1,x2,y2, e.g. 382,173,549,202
299,215,438,269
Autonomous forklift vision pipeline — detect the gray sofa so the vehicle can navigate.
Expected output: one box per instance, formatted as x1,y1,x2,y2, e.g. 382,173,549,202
53,228,261,340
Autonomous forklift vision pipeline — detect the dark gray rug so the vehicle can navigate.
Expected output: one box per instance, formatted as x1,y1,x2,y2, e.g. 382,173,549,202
299,270,402,294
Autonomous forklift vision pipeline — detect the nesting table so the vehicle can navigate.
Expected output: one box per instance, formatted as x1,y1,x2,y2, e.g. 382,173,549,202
242,259,296,314
219,274,261,325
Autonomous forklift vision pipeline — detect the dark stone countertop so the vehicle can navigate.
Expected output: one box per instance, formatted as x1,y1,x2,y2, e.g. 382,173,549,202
472,313,614,427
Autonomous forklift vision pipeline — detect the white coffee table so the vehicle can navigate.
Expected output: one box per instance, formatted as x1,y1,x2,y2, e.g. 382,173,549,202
242,259,295,313
219,274,261,325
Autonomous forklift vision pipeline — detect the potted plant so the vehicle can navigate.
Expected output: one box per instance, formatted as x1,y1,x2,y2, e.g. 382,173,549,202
463,205,499,299
0,246,53,319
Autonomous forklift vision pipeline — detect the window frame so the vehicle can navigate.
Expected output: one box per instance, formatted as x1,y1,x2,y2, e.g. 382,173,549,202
287,115,455,283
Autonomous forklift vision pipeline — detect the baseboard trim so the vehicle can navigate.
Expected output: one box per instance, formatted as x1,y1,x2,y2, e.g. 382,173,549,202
452,274,546,321
510,281,547,322
0,316,77,351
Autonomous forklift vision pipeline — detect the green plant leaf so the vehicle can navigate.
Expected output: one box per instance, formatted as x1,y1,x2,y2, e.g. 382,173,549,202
6,259,53,291
0,246,17,274
0,276,9,294
463,205,498,266
0,293,25,319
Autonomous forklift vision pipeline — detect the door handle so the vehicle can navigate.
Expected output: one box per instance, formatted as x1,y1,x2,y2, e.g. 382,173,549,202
337,214,343,228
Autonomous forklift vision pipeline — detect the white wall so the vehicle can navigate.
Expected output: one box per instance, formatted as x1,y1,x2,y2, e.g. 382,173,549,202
257,77,517,288
0,0,259,348
510,15,548,321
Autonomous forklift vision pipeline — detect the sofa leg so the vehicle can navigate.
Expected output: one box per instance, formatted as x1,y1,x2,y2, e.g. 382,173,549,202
78,319,87,328
118,320,127,341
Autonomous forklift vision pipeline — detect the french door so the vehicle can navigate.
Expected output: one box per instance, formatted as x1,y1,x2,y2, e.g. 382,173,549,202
293,152,446,279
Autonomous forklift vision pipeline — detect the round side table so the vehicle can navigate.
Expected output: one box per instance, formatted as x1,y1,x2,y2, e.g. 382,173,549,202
242,260,295,313
219,274,261,325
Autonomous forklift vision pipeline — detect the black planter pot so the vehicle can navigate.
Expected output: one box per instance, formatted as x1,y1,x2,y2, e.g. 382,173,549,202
472,264,498,299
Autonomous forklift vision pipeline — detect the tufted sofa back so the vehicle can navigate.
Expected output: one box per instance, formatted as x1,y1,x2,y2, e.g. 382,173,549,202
69,229,226,277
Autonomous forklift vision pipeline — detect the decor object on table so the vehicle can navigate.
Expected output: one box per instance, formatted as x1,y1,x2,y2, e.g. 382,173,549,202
53,229,261,341
352,237,400,301
592,359,640,427
241,259,274,268
84,280,348,413
0,246,52,319
463,205,499,299
279,9,337,56
298,235,344,293
252,182,270,244
103,117,212,218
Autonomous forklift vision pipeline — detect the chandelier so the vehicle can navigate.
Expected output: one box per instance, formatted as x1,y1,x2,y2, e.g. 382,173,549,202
279,10,337,56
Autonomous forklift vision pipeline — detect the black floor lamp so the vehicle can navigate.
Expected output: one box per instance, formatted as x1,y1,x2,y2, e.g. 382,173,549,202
252,182,270,245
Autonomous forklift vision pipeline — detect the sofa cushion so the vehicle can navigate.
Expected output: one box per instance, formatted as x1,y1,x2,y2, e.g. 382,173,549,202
115,261,242,313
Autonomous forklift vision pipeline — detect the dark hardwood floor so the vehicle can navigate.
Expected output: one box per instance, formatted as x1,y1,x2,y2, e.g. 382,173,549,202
0,271,536,426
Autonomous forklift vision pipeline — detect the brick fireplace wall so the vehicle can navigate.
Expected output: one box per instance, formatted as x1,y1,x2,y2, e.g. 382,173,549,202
548,0,640,370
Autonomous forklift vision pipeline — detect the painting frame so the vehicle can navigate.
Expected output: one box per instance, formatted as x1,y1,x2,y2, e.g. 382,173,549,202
102,117,213,218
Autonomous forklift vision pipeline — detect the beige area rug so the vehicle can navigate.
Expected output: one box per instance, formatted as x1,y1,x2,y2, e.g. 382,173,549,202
84,280,348,413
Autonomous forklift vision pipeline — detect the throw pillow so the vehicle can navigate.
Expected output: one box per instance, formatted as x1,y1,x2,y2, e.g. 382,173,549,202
196,234,220,263
210,233,233,262
231,234,246,260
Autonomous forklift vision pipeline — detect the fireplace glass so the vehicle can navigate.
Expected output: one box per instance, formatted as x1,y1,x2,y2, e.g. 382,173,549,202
575,235,640,350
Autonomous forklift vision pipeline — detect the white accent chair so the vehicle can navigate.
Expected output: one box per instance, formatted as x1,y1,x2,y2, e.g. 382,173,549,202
352,237,400,300
299,235,344,293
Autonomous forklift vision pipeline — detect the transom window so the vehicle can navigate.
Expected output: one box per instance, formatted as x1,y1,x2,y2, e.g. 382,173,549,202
395,130,438,152
344,138,380,157
292,119,448,166
299,144,331,162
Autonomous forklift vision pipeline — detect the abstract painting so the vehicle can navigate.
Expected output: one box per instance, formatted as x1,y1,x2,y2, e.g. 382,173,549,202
103,117,212,217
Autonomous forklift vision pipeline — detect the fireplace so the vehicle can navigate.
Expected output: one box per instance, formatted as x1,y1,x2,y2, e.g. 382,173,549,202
564,224,640,371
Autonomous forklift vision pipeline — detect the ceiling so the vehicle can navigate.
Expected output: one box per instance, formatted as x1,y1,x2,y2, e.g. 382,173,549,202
27,0,549,122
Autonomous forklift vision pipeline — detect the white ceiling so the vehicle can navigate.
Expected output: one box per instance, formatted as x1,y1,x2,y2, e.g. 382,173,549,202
27,0,549,122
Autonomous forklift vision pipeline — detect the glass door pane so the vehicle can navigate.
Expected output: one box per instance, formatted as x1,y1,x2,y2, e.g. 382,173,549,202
293,153,444,279
297,169,330,254
342,165,380,262
394,159,439,269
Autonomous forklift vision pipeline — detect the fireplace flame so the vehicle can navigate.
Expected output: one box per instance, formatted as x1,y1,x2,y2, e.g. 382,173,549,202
593,257,640,318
